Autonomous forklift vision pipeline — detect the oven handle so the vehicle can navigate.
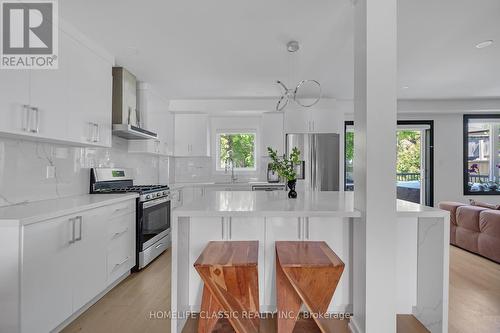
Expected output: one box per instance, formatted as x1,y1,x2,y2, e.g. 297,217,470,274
142,197,170,209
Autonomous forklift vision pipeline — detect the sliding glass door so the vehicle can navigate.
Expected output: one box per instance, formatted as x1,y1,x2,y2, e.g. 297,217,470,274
344,121,434,206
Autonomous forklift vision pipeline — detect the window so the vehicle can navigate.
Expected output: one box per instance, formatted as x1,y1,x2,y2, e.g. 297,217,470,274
216,132,256,171
463,115,500,195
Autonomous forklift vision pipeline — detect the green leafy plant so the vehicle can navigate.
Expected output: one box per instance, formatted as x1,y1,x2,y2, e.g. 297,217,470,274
267,147,301,181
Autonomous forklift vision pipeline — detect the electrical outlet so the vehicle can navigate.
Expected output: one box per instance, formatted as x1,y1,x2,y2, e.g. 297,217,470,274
46,165,56,179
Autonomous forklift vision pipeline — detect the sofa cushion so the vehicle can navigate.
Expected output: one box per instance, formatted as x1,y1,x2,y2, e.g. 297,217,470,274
456,205,487,232
478,210,500,263
438,202,465,226
469,199,500,210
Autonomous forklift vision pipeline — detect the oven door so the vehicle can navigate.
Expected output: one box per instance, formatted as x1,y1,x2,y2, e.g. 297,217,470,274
139,197,170,251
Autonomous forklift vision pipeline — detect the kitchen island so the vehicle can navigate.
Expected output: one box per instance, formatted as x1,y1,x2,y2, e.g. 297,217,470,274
171,191,449,333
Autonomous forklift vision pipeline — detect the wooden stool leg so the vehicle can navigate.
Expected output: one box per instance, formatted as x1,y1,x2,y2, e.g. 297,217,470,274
198,284,222,333
276,253,301,333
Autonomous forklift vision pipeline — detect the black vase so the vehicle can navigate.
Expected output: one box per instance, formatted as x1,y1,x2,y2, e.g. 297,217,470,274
287,179,298,199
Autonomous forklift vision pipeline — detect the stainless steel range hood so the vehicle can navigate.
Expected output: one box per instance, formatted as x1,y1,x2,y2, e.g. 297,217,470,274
112,124,158,140
112,67,158,140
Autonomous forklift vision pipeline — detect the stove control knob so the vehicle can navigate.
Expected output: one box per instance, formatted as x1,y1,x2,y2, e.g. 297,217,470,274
162,191,167,196
146,195,151,200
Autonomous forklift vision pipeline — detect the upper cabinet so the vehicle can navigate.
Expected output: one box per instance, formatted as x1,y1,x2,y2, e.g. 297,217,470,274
261,112,284,156
136,84,174,156
0,22,114,147
284,105,338,134
174,114,209,157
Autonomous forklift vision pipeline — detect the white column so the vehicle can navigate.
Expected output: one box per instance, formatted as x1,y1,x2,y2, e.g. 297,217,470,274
351,0,398,332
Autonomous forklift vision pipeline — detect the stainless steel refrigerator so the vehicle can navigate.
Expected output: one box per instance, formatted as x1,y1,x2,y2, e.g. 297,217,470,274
286,133,340,191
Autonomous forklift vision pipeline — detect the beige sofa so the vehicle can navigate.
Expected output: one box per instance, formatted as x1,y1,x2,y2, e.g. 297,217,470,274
439,202,500,263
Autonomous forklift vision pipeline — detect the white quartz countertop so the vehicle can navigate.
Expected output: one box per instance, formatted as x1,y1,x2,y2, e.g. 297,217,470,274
170,181,285,189
174,191,361,217
0,193,138,226
173,191,449,219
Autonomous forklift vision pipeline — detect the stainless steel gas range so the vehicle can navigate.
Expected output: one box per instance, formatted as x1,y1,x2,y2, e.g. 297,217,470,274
90,168,171,270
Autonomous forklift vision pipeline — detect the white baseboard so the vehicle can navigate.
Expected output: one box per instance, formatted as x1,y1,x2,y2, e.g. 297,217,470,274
348,317,363,333
52,271,131,333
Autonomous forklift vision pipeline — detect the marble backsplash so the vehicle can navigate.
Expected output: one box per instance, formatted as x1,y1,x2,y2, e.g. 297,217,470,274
0,136,171,207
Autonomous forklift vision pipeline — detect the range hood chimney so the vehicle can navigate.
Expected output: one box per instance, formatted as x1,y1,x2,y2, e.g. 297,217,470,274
112,67,157,140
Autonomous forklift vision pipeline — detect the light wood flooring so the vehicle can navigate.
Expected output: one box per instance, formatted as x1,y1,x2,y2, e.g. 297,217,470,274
62,245,500,333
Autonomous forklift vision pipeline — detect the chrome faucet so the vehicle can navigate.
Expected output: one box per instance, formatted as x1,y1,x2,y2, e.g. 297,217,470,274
224,150,238,183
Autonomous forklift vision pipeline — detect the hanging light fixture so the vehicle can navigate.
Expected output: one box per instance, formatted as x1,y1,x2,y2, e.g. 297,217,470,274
275,41,322,111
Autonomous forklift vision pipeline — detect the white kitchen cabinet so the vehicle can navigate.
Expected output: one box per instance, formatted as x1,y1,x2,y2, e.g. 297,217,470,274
263,217,302,307
0,71,30,135
174,114,209,157
18,199,136,333
188,217,223,306
66,30,113,147
0,24,113,147
22,215,74,333
72,207,109,310
261,112,284,156
284,106,338,133
138,85,174,155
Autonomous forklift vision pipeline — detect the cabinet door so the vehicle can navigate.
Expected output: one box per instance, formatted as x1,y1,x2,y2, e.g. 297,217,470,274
261,112,284,156
308,217,351,311
0,70,30,135
188,115,209,156
230,217,265,307
29,32,71,140
174,115,192,156
22,216,74,333
189,217,223,306
263,217,301,308
284,109,310,133
310,108,338,133
72,207,109,310
66,31,112,147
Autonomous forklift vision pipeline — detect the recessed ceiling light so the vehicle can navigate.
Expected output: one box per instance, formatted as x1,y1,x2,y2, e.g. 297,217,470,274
475,40,494,49
402,86,409,89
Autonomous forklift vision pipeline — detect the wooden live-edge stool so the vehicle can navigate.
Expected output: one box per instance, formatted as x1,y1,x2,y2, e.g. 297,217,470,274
275,241,345,333
194,241,260,333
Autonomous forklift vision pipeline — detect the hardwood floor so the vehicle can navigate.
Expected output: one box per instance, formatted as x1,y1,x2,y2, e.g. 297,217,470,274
62,245,500,333
62,249,172,333
449,245,500,333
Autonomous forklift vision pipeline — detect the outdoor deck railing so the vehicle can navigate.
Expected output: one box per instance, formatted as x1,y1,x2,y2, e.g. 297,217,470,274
469,175,490,183
397,173,421,181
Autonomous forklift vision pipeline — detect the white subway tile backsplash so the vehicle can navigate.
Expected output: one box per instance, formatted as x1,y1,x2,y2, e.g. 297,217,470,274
0,136,171,207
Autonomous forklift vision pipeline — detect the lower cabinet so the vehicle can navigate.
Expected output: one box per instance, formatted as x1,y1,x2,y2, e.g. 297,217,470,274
20,200,135,333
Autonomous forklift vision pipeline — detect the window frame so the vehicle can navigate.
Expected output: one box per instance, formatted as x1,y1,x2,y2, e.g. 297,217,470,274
215,131,258,172
463,114,500,196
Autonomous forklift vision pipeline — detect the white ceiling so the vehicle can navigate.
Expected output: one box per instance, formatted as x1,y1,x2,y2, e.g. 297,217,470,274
61,0,500,100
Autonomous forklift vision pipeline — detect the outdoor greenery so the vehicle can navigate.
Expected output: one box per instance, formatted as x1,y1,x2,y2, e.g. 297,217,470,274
344,130,421,174
219,133,256,169
397,131,421,174
267,147,301,181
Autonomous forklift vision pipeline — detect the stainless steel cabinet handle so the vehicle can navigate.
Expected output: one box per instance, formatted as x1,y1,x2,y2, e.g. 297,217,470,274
93,123,99,142
75,216,83,242
112,257,129,271
69,218,76,244
30,107,40,133
112,228,129,239
155,243,164,249
22,105,30,131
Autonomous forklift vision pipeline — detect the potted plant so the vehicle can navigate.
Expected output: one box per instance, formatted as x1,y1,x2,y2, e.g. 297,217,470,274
267,147,301,198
